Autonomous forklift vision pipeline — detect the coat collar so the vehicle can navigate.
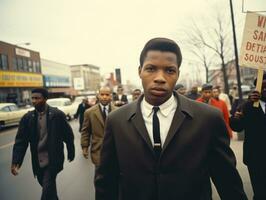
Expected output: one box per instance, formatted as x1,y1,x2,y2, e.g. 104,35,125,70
127,91,194,156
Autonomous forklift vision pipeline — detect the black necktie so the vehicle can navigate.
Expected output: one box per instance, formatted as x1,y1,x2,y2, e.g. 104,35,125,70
152,106,162,158
102,106,106,121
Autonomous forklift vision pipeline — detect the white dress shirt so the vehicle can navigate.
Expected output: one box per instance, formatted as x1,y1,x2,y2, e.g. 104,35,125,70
99,104,109,116
260,100,266,114
141,94,177,147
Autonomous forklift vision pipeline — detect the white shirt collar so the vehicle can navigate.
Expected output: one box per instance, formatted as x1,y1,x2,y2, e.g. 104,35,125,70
260,100,266,113
100,103,109,110
142,94,176,117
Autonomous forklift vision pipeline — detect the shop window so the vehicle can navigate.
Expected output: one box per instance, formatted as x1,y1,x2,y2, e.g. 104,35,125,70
22,58,28,71
32,61,36,72
0,54,8,70
13,58,18,71
36,61,41,73
17,57,23,71
28,60,33,72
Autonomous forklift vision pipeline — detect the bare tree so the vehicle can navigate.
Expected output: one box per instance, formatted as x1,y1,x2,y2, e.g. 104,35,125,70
182,11,233,94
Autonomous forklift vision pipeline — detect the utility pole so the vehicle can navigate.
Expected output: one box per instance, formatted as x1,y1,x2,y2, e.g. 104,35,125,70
229,0,243,101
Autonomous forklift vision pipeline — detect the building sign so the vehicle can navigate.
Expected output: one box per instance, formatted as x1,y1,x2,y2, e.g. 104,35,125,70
15,48,31,58
0,71,43,87
44,75,71,87
239,12,266,69
73,77,84,90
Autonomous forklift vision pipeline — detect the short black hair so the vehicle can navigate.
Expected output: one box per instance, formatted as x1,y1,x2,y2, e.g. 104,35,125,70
254,73,266,86
139,37,182,67
32,88,49,99
201,83,213,91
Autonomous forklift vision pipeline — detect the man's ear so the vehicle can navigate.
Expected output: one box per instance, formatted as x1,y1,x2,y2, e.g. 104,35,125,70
138,66,142,77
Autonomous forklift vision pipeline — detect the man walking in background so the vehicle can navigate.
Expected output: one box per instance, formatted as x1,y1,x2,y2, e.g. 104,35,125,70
74,97,90,132
11,88,75,200
81,86,116,167
230,74,266,200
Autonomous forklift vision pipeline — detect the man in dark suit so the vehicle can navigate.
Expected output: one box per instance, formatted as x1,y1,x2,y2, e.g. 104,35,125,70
11,88,75,200
230,73,266,200
74,97,90,132
95,38,247,200
113,85,128,106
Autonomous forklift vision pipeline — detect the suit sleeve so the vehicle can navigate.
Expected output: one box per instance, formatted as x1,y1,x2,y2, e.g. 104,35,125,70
209,112,247,200
60,111,75,161
80,110,92,148
94,116,119,200
12,114,30,166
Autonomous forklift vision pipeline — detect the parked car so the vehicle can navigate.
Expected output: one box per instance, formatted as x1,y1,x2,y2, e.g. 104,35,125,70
0,103,33,129
46,98,77,120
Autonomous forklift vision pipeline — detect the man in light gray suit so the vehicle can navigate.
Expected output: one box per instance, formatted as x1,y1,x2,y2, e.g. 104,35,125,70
95,38,247,200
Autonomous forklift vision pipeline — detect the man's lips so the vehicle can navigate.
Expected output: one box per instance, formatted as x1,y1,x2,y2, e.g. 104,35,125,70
150,88,167,96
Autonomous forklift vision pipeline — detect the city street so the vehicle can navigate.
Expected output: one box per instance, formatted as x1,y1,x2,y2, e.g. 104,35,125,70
0,120,253,200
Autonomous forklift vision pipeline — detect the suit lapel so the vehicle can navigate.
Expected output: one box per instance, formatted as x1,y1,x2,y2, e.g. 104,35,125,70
95,105,104,127
162,108,185,152
129,97,155,155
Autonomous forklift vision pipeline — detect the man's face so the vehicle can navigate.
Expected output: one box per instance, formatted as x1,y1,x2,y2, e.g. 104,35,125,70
31,93,46,110
98,88,112,106
132,90,141,101
201,90,212,101
117,87,123,95
261,80,266,101
212,89,220,99
139,50,179,106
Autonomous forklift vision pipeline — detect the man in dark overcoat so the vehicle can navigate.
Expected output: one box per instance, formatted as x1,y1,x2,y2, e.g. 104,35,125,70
11,88,75,200
95,38,247,200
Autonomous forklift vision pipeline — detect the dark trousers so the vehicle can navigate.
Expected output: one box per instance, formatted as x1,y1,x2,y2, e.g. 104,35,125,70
248,164,266,200
37,167,58,200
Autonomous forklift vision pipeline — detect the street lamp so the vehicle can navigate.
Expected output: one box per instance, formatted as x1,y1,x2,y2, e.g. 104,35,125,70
229,0,243,101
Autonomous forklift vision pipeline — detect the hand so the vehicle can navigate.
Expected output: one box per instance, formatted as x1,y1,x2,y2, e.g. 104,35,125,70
68,152,75,162
234,111,243,119
82,147,89,159
248,91,261,102
11,164,20,176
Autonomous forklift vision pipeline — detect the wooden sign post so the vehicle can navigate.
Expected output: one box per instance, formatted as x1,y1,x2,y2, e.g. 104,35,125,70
239,12,266,107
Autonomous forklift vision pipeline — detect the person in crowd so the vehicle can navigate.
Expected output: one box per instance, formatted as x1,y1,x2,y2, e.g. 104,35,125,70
113,85,128,107
230,73,266,200
74,97,91,132
11,88,75,200
216,85,232,112
174,83,186,95
81,86,116,167
95,37,247,200
186,85,200,100
132,88,142,101
196,84,232,138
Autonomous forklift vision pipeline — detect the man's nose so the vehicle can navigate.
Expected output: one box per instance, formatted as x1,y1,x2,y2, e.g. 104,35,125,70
154,71,166,83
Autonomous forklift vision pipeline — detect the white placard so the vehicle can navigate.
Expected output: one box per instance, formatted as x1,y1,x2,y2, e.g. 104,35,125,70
239,12,266,70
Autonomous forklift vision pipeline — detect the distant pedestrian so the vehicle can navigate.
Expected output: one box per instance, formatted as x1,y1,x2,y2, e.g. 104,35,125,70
216,85,232,112
81,86,116,166
186,85,200,100
132,88,142,101
11,88,75,200
197,84,232,138
113,85,128,107
95,37,247,200
74,97,90,132
230,73,266,200
174,83,186,95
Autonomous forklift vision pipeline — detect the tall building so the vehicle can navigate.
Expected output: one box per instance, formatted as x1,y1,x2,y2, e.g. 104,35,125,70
0,41,42,105
41,59,76,98
70,64,101,95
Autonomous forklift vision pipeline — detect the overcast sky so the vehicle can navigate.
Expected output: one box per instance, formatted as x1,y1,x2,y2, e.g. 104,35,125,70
0,0,265,87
